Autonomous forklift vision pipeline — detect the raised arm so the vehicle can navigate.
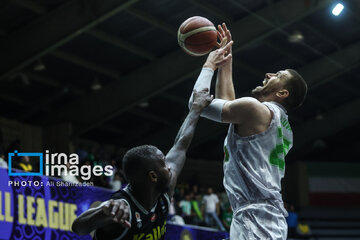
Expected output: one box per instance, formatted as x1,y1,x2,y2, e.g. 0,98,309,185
216,23,235,100
187,40,233,123
166,89,213,197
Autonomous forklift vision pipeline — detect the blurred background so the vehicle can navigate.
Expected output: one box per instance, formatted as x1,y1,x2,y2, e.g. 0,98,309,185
0,0,360,239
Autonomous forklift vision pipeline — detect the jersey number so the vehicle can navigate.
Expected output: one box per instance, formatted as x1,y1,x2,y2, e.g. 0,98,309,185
224,146,229,163
269,127,291,170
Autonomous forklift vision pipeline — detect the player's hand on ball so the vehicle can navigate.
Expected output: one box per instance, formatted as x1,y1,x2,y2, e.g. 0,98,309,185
192,88,214,110
103,199,131,228
204,40,233,70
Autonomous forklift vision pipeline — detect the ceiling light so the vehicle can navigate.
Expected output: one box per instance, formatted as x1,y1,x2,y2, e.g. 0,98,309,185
332,3,344,16
288,31,304,43
91,77,102,90
138,101,149,108
33,60,46,71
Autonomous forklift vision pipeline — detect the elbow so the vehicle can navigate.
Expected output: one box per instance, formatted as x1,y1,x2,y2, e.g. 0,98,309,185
72,219,81,235
72,219,86,236
71,220,80,234
188,99,192,110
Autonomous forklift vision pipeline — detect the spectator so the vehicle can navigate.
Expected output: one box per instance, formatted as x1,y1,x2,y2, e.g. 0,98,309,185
172,186,183,215
191,184,199,195
297,221,311,239
286,203,298,238
202,187,226,231
0,152,7,168
221,202,233,231
191,193,203,225
179,193,193,224
110,172,122,191
167,197,177,221
18,156,33,172
61,163,80,183
219,191,229,210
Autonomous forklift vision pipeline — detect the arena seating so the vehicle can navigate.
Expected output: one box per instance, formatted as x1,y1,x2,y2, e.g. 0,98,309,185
290,207,360,240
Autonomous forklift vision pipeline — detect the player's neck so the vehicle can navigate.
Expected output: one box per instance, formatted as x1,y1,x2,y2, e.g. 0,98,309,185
130,184,161,211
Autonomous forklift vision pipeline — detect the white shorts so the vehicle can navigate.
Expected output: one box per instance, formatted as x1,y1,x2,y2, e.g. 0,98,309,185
230,203,287,240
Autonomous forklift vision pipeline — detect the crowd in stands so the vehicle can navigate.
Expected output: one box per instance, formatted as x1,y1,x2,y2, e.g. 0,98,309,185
71,144,127,189
170,184,232,231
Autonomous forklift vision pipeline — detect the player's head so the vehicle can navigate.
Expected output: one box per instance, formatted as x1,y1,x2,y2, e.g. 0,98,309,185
251,69,307,111
122,145,171,193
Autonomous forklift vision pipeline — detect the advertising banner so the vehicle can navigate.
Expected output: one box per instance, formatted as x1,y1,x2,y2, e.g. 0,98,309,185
0,167,112,240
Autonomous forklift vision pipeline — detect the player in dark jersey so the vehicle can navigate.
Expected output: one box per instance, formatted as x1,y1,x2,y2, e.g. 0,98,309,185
71,89,215,240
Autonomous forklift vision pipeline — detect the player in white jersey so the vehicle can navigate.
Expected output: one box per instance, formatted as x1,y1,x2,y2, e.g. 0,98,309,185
188,24,307,239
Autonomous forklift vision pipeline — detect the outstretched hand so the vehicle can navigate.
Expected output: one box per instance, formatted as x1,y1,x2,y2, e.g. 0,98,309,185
203,39,233,70
216,23,232,54
102,199,131,228
191,88,214,110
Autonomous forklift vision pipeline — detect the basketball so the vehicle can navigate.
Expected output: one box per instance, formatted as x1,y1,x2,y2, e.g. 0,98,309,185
177,16,217,56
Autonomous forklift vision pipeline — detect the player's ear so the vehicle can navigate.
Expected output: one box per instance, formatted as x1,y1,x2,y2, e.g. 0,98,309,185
148,171,158,182
276,89,289,99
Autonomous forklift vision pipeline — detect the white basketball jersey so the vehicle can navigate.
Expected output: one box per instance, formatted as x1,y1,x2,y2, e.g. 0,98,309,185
223,101,292,216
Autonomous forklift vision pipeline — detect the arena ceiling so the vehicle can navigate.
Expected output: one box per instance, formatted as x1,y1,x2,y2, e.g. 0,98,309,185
1,0,359,162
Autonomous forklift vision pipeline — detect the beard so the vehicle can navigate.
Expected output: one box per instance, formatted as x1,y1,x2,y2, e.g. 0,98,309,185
251,83,277,101
251,85,271,100
251,86,264,99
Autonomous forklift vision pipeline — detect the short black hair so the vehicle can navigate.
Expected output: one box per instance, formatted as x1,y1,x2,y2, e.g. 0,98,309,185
122,145,158,184
283,69,307,111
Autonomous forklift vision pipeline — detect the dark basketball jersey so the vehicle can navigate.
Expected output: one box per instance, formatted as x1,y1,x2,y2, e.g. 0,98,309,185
94,185,169,240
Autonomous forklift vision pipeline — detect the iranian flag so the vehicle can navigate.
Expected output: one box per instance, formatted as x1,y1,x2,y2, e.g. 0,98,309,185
307,162,360,206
